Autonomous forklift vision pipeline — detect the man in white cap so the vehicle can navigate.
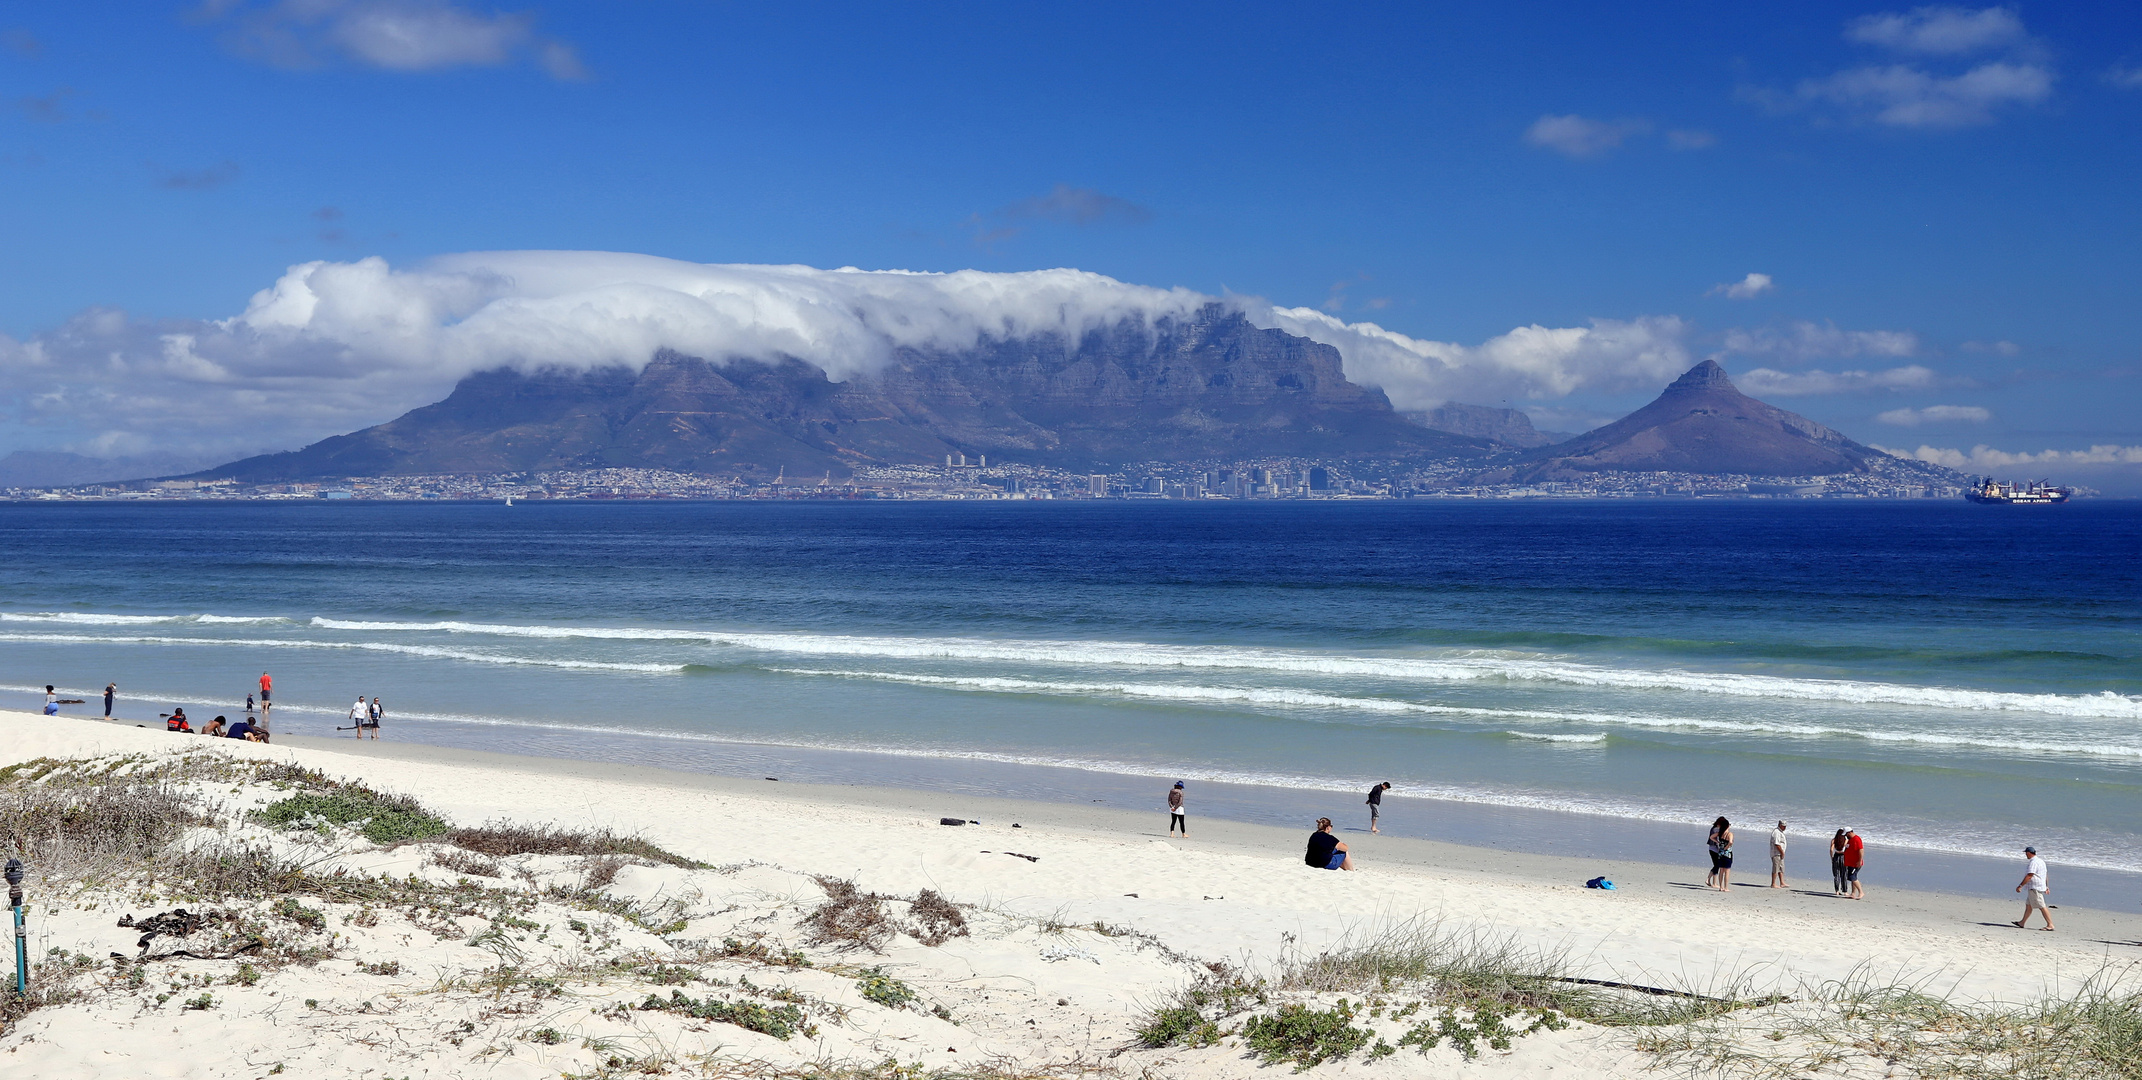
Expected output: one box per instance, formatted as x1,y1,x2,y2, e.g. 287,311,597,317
2013,846,2054,931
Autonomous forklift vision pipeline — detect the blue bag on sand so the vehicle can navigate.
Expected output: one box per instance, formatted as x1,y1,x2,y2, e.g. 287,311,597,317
1585,876,1616,890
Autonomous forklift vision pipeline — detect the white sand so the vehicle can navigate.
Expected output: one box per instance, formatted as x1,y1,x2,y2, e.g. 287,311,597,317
2,710,2136,1079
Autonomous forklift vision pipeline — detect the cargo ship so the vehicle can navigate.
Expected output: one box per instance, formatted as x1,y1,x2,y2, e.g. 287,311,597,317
1964,476,2070,504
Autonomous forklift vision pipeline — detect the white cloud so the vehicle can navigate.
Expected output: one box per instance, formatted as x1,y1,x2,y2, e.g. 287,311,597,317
1846,7,2026,55
209,0,585,79
1960,339,2021,355
1798,61,2052,127
1708,273,1775,300
0,252,1708,459
1882,443,2142,470
1523,114,1647,158
1719,320,1918,363
1738,365,1937,396
1665,129,1716,150
1876,404,1991,425
1268,308,1692,410
2105,66,2142,89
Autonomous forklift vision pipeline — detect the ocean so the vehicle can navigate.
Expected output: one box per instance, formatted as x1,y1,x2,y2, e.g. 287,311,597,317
3,499,2138,902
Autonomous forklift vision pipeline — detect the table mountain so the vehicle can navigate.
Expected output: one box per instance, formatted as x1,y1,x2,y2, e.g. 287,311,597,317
201,305,1485,481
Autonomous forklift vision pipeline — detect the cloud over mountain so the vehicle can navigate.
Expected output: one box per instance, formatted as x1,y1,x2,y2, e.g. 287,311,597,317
0,252,1714,461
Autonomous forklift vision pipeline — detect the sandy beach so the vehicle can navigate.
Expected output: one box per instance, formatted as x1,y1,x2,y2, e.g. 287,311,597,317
3,709,2138,1079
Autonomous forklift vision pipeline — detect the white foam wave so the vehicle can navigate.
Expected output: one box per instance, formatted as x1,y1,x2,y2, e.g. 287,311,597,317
0,633,683,673
1,612,290,626
1507,731,1608,744
300,618,2142,720
773,668,2142,760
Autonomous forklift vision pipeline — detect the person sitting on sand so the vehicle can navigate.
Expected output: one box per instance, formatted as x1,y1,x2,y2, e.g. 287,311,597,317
226,718,256,740
166,708,192,733
205,715,227,737
1305,817,1353,871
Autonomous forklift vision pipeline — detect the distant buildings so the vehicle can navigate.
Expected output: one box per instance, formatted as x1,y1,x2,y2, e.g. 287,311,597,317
2,454,1982,504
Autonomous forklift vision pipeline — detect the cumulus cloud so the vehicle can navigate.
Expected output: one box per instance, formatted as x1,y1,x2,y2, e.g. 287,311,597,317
2105,66,2142,89
0,252,1707,460
1882,443,2142,470
1775,7,2051,128
1665,129,1716,150
1798,61,2052,127
1876,404,1991,425
1960,339,2021,355
1738,366,1937,396
1709,273,1774,300
1267,308,1693,411
1523,114,1648,158
1718,320,1918,363
1845,6,2026,55
204,0,585,79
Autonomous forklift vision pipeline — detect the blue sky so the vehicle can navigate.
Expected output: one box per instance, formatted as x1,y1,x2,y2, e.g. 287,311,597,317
2,2,2139,485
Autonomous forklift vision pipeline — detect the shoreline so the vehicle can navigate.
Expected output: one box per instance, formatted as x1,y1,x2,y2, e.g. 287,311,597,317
54,701,2142,915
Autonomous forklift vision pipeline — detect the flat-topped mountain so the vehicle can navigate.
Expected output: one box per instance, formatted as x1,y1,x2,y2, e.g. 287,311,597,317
1510,360,1884,479
202,306,1484,481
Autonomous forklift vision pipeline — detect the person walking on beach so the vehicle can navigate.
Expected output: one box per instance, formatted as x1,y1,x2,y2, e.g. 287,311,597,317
1705,817,1735,891
245,693,255,716
1842,828,1865,899
1829,829,1850,895
366,696,383,739
1167,781,1187,836
1366,781,1391,833
104,682,116,719
348,695,367,737
2014,846,2054,931
1769,821,1789,889
1305,817,1353,871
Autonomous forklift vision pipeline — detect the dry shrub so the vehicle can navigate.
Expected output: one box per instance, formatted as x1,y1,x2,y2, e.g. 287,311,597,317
446,821,705,868
905,889,969,947
805,877,893,951
431,848,503,878
0,774,204,886
583,854,626,891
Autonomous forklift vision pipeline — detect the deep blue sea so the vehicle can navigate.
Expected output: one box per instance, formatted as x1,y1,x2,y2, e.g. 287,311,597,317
2,500,2138,891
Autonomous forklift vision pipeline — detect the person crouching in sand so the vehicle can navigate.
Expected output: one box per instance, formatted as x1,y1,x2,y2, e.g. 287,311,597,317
1305,817,1353,871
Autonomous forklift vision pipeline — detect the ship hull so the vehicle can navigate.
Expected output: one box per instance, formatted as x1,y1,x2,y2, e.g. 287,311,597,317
1965,492,2069,504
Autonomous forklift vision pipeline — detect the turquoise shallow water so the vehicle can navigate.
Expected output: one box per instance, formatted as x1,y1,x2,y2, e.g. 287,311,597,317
1,499,2138,880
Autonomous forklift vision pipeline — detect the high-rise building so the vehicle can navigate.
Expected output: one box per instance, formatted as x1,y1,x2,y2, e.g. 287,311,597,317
1308,467,1332,491
1088,475,1109,497
1141,477,1165,494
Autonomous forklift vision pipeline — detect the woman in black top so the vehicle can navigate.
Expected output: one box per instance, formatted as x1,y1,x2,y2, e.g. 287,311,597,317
1305,817,1353,870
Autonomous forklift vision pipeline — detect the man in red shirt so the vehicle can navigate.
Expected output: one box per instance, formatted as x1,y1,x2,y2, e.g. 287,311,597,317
1842,829,1865,900
258,672,273,733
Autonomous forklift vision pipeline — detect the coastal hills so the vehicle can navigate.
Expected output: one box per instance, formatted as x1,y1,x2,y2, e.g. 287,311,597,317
1490,360,1893,481
203,306,1486,482
194,319,1926,486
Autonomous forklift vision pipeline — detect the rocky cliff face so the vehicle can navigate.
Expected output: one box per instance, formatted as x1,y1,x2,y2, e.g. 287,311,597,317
204,305,1484,480
1402,403,1568,448
1506,360,1881,479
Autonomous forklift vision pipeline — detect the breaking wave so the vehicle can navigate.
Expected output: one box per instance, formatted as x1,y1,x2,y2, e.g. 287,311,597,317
305,618,2142,720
